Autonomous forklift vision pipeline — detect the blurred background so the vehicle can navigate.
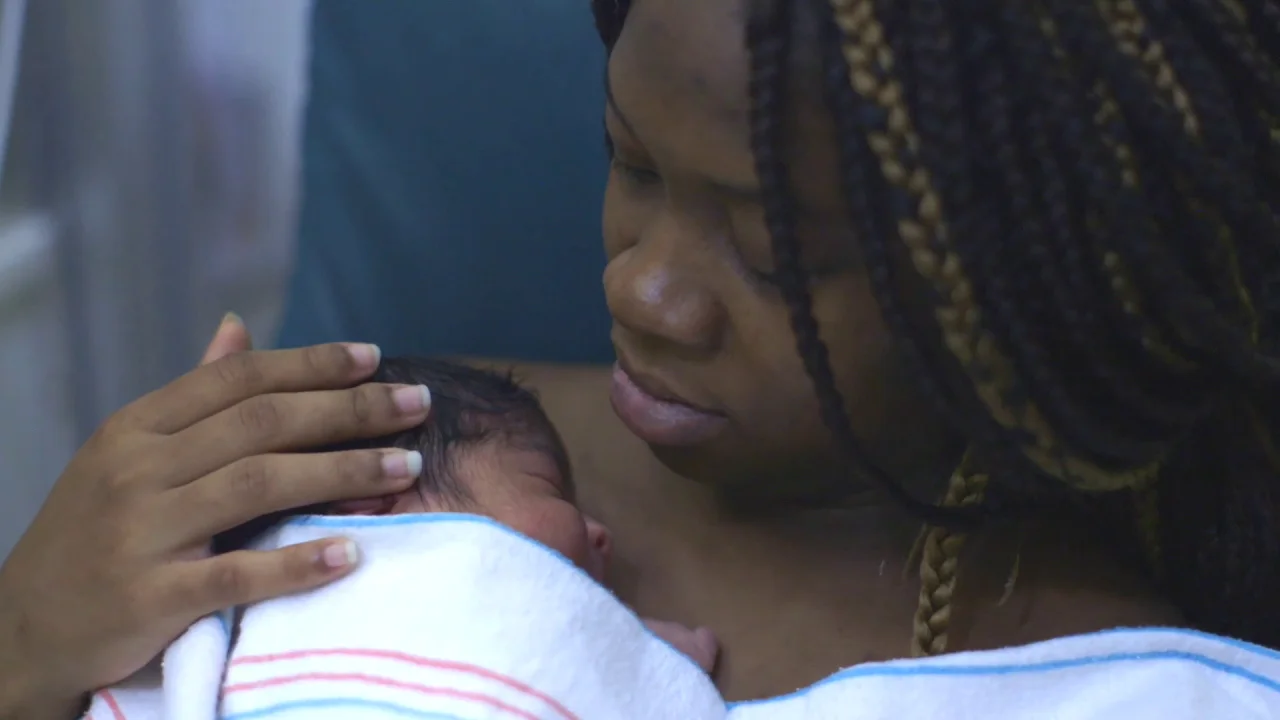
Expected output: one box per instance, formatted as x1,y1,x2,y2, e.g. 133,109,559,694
0,0,311,556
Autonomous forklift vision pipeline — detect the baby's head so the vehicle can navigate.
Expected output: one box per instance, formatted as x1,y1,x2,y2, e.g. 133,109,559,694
215,357,611,581
341,357,611,580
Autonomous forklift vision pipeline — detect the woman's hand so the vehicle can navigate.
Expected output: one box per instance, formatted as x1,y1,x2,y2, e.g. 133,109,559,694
0,317,431,719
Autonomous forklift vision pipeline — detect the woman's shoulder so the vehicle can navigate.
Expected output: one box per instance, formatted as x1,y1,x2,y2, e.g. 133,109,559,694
727,628,1280,719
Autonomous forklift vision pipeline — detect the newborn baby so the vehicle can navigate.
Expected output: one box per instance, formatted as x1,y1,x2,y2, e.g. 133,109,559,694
214,356,717,671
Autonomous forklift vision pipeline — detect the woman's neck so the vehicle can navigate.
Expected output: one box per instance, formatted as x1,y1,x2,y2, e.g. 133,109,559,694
597,465,1180,699
521,363,1179,699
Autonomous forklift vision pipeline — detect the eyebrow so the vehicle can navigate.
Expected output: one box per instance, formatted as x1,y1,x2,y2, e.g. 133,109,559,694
605,69,765,203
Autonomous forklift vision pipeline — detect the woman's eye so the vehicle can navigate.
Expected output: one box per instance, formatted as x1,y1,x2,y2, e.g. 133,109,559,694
610,157,662,187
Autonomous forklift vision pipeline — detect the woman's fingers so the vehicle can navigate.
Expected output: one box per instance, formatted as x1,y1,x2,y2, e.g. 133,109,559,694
153,539,362,621
126,343,384,435
199,313,254,366
167,382,431,484
165,449,422,543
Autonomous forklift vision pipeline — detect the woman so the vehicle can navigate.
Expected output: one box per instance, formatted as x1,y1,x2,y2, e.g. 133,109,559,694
3,0,1279,715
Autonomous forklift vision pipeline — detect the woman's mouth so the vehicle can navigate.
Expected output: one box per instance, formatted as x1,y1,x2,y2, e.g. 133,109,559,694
609,362,728,447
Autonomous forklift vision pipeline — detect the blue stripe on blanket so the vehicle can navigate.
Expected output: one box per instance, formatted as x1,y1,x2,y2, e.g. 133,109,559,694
728,646,1280,710
222,697,471,719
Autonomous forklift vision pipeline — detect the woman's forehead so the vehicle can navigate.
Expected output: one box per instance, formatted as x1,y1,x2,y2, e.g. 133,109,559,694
607,0,845,210
610,0,753,138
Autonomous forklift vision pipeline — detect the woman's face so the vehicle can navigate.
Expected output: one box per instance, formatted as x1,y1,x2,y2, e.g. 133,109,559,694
601,0,956,498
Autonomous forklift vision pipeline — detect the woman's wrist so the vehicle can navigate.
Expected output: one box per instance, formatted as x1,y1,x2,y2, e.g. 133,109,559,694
0,656,84,720
0,599,82,720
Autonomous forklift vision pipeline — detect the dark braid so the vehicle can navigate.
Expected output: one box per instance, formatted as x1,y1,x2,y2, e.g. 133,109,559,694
746,0,983,525
591,0,1280,651
592,0,628,51
1048,1,1280,382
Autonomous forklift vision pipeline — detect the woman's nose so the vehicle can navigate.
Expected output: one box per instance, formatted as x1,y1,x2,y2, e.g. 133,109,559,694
604,219,727,354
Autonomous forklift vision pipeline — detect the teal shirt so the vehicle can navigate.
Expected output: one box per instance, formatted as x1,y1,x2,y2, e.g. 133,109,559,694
277,0,613,362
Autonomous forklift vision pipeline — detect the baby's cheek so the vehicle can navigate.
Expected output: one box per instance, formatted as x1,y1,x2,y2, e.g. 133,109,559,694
499,502,594,574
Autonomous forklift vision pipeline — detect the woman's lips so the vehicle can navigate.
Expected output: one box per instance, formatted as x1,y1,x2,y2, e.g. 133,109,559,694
609,363,728,447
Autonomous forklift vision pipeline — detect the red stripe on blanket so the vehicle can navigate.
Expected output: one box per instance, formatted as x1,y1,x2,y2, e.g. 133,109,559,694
225,671,546,720
99,689,126,720
230,648,578,720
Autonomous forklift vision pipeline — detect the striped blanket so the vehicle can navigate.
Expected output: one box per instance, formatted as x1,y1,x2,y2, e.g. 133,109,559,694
87,514,1280,719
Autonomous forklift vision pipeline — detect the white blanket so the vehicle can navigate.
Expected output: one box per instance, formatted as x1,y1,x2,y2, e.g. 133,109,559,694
86,514,1280,719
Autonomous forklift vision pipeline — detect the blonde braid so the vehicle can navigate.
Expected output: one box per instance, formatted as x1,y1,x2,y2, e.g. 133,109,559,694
1101,0,1200,135
829,0,1153,492
1109,0,1265,344
911,462,989,657
1037,11,1196,373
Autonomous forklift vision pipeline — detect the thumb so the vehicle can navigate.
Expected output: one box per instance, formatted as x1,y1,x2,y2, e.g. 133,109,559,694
200,312,254,366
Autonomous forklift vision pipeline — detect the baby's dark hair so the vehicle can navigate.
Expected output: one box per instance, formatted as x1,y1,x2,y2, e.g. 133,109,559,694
355,356,573,502
213,356,570,553
593,0,1280,656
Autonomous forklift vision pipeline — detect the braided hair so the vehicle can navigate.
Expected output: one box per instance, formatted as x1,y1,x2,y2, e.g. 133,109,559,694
592,0,1280,656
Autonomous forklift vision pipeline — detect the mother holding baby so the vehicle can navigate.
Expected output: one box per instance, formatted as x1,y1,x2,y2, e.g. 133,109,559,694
5,0,1280,716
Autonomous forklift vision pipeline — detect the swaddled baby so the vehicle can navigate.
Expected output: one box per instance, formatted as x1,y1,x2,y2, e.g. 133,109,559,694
83,357,726,720
214,356,717,670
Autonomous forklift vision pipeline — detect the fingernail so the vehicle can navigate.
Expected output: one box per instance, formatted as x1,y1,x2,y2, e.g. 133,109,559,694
392,385,431,415
347,343,382,371
220,311,243,329
381,450,423,479
321,539,359,570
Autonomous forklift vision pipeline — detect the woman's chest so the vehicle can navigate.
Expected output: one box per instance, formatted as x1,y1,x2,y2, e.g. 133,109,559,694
601,504,924,700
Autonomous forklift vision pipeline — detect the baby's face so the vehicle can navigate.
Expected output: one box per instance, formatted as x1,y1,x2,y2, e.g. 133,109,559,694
336,440,611,583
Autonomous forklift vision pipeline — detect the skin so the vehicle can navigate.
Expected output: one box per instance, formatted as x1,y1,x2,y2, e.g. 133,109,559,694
0,0,1184,715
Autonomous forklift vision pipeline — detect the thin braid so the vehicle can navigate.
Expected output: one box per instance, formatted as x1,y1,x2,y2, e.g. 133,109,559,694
828,0,996,656
1036,12,1218,397
830,0,1155,492
1179,0,1280,119
1106,0,1201,137
1035,13,1201,374
1026,79,1202,425
814,0,978,442
911,464,990,657
815,3,1004,657
1119,0,1269,328
748,0,979,525
1045,6,1258,400
1008,9,1205,424
1046,0,1280,382
956,2,1170,464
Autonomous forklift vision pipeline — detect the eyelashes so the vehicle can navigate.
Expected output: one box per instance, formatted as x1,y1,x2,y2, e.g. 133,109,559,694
609,156,663,188
606,153,791,288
